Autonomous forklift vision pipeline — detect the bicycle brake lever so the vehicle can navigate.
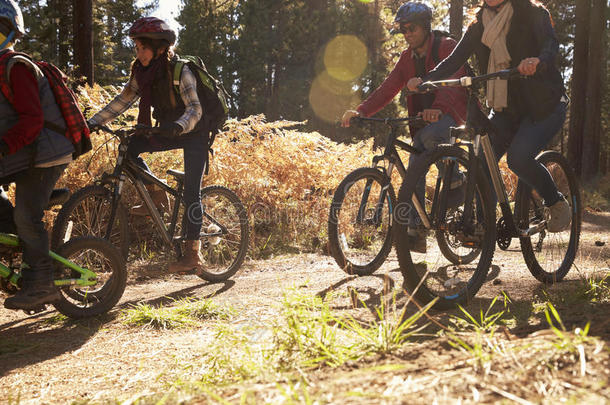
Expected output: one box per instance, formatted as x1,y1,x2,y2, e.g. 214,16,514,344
417,82,437,92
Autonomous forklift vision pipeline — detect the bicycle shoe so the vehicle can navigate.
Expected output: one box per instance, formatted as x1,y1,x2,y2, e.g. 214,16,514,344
4,283,60,311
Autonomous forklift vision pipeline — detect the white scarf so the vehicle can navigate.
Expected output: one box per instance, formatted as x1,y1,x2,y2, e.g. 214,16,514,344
481,2,514,110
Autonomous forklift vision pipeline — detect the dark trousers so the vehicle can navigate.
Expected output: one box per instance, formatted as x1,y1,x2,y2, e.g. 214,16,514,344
489,102,567,206
0,165,67,281
127,134,207,240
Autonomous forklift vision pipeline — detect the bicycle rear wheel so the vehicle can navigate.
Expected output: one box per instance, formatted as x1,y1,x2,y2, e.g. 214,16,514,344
178,186,249,282
53,236,126,319
52,184,130,258
394,146,496,309
328,167,395,276
515,151,582,283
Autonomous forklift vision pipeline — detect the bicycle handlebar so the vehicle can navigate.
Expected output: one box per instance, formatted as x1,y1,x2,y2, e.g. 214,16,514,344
350,115,425,127
94,124,162,140
416,68,522,92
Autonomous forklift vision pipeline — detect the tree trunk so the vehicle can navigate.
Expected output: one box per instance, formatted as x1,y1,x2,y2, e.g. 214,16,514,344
449,0,464,38
73,0,94,85
581,0,606,180
567,0,590,176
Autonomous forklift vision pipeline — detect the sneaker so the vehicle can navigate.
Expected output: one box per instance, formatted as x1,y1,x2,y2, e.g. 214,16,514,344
407,229,427,254
4,283,60,310
546,196,571,233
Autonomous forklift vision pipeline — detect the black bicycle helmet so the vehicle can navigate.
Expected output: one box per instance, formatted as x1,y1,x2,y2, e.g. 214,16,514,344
391,2,433,34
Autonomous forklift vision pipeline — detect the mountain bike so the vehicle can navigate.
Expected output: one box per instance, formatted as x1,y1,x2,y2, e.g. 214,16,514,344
51,125,249,283
394,68,582,309
1,190,126,318
328,115,480,276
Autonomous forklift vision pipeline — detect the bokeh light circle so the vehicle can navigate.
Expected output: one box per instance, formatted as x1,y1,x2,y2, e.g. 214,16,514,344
323,35,368,82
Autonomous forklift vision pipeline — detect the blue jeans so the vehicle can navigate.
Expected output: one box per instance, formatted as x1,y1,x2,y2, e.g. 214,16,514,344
407,115,456,229
128,134,208,240
0,165,67,283
489,101,567,206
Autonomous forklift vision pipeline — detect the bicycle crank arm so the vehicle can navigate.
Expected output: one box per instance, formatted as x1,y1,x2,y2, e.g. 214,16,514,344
520,220,546,237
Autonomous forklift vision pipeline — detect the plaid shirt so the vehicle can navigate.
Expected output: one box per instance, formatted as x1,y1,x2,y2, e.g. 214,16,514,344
89,65,202,133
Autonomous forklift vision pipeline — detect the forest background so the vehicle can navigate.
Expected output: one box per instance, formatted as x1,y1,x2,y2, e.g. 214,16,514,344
15,0,609,180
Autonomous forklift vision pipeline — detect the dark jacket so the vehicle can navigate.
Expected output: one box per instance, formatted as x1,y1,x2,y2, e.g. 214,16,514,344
424,1,565,122
357,32,469,126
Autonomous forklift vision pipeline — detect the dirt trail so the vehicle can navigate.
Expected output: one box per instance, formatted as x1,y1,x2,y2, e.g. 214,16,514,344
0,211,608,403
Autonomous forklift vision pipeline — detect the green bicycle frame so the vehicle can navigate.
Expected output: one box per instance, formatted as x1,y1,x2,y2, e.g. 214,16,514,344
0,233,97,288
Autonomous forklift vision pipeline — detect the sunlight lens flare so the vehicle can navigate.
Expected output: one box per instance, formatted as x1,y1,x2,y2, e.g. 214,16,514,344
309,72,361,123
323,35,368,82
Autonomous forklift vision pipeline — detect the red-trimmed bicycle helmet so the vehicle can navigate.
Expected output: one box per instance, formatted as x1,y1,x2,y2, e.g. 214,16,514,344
128,17,176,45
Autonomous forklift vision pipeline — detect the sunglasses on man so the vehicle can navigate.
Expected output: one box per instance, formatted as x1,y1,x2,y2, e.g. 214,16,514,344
390,22,420,35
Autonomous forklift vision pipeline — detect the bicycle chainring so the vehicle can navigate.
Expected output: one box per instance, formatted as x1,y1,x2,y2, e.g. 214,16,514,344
496,216,512,251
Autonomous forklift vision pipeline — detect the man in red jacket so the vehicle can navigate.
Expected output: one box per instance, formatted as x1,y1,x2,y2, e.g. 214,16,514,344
341,2,468,253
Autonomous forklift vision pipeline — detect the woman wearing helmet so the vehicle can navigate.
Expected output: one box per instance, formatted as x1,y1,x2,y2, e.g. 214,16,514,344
88,17,207,273
0,0,76,310
341,2,469,253
408,0,570,232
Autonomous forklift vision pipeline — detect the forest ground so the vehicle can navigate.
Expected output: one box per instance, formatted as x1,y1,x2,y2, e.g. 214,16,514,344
0,210,609,404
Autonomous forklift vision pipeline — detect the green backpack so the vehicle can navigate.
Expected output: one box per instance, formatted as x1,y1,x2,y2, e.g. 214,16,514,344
172,55,230,154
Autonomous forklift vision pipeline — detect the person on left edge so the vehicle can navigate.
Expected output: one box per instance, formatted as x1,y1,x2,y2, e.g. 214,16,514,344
0,0,75,310
341,2,469,253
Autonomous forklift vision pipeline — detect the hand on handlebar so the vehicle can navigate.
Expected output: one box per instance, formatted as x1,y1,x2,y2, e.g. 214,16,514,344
419,109,443,123
407,77,423,92
341,110,360,128
517,57,540,76
87,119,102,133
159,122,183,137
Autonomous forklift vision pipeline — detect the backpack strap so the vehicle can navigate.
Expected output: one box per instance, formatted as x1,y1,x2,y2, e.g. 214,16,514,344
172,59,185,95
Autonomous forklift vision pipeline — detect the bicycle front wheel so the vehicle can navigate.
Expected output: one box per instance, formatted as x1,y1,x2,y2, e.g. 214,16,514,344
180,186,249,282
53,236,127,319
328,167,396,276
394,146,496,309
52,184,130,258
515,151,582,283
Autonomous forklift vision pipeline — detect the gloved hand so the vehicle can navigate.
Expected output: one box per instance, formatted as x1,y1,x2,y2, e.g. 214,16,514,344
87,119,101,133
159,122,183,138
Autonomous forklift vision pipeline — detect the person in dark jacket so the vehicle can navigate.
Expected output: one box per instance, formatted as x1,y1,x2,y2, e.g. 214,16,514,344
409,0,571,233
0,0,74,310
87,17,207,274
341,2,469,253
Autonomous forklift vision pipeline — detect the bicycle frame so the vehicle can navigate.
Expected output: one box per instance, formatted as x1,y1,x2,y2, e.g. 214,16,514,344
415,69,546,239
0,233,97,288
353,117,431,229
96,127,226,256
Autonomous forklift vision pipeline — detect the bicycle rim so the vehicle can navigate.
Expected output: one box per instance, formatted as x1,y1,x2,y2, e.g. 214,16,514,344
188,186,249,282
328,167,395,276
517,151,582,283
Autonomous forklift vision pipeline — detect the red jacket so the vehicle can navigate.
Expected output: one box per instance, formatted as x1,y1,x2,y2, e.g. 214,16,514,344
357,32,468,126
